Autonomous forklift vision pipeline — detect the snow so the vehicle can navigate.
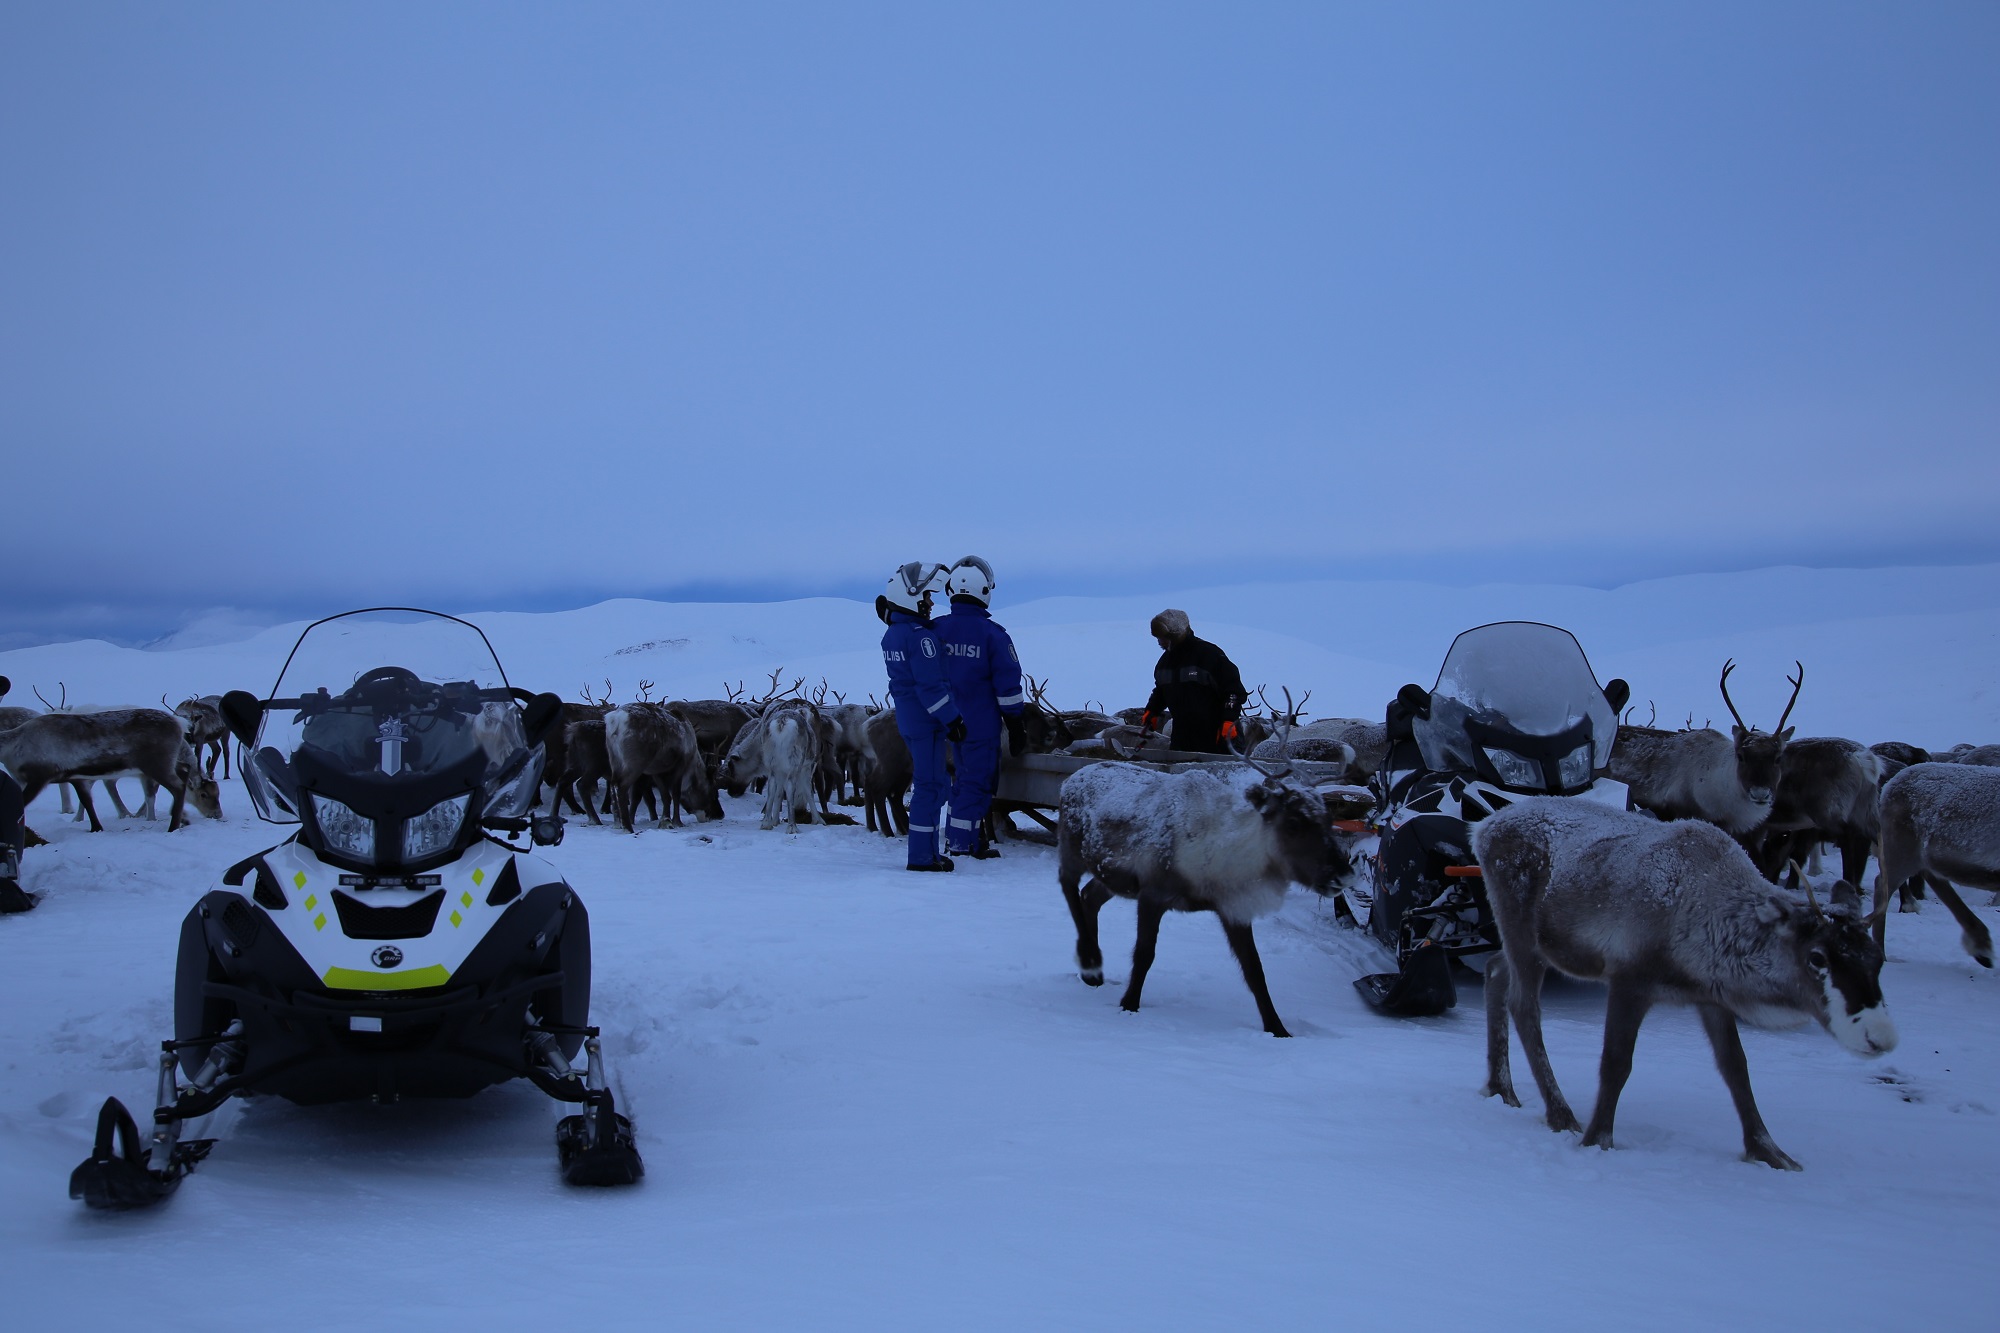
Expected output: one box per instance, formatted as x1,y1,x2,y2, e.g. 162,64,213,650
4,570,1999,1328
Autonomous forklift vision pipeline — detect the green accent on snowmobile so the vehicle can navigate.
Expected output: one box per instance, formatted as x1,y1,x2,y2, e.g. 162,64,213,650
321,964,451,991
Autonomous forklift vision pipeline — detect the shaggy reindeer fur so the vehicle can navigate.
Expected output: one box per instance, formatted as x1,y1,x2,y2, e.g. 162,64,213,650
1874,762,2000,967
0,709,220,831
1753,737,1881,887
719,704,822,831
1474,799,1895,1170
1056,762,1339,1037
860,708,912,838
1609,723,1789,837
605,703,715,831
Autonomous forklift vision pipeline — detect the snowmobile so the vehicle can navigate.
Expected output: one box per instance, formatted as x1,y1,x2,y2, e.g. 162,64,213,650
70,609,642,1209
1342,621,1632,1017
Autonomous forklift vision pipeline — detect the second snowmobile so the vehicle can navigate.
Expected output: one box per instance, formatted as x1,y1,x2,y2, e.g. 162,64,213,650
70,609,642,1209
1341,621,1632,1015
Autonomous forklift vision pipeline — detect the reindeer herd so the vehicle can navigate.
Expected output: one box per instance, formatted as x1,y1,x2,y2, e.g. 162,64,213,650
5,648,1998,1171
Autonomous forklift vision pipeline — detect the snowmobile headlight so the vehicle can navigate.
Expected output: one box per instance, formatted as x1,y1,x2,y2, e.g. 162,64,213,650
1558,743,1594,790
403,793,469,861
1482,747,1542,789
312,794,376,861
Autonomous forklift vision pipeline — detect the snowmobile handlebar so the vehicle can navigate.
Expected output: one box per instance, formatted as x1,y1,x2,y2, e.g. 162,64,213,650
220,685,547,748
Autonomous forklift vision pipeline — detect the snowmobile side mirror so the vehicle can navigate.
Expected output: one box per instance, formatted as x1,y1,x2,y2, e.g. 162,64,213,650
0,675,10,700
521,691,564,748
1603,678,1631,714
1396,683,1431,721
220,691,264,748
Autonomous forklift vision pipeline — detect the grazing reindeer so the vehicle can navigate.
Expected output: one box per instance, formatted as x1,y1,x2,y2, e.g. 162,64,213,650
1475,799,1895,1170
1055,755,1340,1037
0,709,221,831
1609,659,1802,837
605,702,715,831
1872,762,2000,967
718,704,821,831
172,695,230,779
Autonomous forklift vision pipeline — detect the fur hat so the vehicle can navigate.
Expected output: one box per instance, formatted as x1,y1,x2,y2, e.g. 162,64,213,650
1149,609,1191,642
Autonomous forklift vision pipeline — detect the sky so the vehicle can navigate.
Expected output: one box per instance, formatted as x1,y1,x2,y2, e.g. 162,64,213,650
2,2,1997,647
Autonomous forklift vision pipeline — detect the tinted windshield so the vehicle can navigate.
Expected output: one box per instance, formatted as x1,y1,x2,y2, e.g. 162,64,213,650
1412,622,1617,775
243,609,525,824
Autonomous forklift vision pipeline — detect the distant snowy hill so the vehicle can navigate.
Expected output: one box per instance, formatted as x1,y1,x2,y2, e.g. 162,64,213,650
5,564,1996,747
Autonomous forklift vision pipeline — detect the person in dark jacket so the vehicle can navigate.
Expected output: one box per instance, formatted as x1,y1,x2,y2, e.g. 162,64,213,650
1140,609,1247,755
936,556,1026,859
0,676,32,912
878,562,965,872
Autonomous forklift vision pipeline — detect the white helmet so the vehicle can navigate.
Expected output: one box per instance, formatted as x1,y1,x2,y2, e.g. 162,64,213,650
946,555,996,605
880,561,947,615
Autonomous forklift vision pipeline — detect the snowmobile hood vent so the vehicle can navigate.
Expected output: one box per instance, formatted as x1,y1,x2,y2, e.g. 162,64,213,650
332,888,445,941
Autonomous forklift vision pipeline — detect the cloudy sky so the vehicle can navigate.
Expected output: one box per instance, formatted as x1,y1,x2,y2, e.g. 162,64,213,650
3,3,1996,646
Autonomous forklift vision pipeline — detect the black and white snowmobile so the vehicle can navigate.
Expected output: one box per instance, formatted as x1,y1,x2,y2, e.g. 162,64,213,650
1342,621,1631,1016
69,609,642,1210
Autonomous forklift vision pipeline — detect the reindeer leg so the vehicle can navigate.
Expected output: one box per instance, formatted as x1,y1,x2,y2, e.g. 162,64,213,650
139,777,160,820
1697,1002,1798,1170
1505,954,1580,1133
103,779,137,820
1120,897,1167,1013
166,779,188,831
1061,873,1108,985
1837,835,1870,893
1220,918,1290,1037
73,782,106,833
1926,880,1995,968
1482,958,1520,1105
1581,981,1652,1149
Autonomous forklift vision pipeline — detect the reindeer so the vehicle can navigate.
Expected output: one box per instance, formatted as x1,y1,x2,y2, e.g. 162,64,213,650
1872,761,2000,967
717,703,822,831
1055,753,1342,1037
171,695,229,779
555,715,614,825
1016,678,1077,755
605,702,715,831
0,709,221,831
1608,659,1802,839
859,707,912,837
1475,798,1894,1170
1752,737,1882,888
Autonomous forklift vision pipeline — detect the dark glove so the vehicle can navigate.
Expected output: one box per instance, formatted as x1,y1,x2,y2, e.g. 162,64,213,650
1005,714,1027,753
1217,719,1239,743
947,717,968,744
1140,710,1161,733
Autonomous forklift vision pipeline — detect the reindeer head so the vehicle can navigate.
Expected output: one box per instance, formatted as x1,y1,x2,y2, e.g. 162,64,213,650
1242,770,1335,889
1720,659,1801,807
1019,677,1074,753
1770,877,1895,1057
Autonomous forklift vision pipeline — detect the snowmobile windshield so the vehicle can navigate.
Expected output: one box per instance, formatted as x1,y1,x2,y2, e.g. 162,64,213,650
241,609,528,827
1412,622,1617,789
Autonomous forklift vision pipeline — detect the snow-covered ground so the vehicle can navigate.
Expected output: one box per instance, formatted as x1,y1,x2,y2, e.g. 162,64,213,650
4,568,1998,1328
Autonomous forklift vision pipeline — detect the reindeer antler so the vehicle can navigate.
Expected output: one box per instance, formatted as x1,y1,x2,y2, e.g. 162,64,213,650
636,678,656,703
1718,659,1748,731
1776,661,1804,734
810,678,829,707
723,680,745,703
33,682,66,712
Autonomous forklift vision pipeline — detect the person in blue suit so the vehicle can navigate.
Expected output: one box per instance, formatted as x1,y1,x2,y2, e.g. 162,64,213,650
878,562,965,872
936,556,1026,859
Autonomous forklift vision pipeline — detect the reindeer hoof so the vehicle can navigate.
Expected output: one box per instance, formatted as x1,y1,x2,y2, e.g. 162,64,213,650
1482,1082,1521,1108
1580,1127,1613,1150
1546,1111,1582,1135
1119,998,1141,1013
1266,1024,1292,1039
1744,1141,1802,1171
1079,968,1103,986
